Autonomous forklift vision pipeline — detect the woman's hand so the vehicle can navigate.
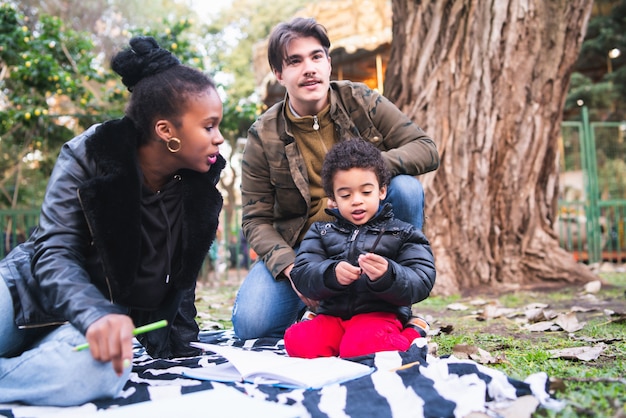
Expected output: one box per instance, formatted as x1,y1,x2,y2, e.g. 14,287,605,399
358,253,388,281
85,314,135,376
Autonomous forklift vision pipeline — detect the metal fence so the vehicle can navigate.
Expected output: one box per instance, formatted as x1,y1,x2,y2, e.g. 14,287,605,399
0,209,40,259
558,108,626,263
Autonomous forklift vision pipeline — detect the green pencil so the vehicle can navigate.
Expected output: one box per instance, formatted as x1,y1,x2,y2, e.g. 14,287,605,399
73,319,168,351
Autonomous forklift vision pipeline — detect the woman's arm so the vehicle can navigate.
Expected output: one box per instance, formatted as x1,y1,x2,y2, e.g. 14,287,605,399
32,134,126,335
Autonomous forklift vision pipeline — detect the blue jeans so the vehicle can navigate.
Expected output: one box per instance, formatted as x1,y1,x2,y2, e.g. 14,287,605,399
383,174,425,230
0,278,129,406
232,175,425,340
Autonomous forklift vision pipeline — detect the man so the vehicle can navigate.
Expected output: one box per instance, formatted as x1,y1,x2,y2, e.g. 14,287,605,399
232,17,439,340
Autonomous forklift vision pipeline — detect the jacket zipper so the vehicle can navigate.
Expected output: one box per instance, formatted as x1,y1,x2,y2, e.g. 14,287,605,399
18,320,68,330
349,228,359,243
348,227,360,263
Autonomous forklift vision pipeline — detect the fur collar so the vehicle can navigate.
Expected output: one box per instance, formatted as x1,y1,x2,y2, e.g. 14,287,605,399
78,117,225,298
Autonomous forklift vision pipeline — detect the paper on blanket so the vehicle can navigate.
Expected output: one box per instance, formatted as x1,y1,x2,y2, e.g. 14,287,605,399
184,342,375,389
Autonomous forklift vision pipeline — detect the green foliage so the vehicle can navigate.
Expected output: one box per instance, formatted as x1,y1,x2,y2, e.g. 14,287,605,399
128,19,205,70
220,98,261,142
0,4,117,208
203,0,310,100
0,4,212,210
565,73,616,111
566,0,626,121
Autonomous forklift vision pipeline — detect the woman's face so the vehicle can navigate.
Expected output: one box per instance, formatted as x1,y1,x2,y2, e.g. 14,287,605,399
170,88,224,172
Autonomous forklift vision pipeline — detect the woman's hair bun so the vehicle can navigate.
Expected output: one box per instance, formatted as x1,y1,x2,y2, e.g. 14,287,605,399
111,36,181,91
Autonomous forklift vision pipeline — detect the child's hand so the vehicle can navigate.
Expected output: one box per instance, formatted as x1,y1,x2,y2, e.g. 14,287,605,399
335,261,362,285
358,253,388,281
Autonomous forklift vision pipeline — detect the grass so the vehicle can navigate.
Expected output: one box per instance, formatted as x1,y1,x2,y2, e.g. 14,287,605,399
194,268,626,417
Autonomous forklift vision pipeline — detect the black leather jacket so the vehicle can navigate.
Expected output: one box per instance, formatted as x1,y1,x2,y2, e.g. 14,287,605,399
290,204,436,323
1,118,225,358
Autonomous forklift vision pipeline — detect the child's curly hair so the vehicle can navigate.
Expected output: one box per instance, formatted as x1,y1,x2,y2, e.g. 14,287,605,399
321,139,391,198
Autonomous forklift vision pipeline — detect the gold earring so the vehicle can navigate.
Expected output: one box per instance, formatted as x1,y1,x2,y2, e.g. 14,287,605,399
166,137,181,153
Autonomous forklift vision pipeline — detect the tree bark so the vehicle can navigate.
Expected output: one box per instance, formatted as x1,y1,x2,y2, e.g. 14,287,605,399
385,0,598,295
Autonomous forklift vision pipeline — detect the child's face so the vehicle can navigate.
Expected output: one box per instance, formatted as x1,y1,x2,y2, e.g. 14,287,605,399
329,168,387,225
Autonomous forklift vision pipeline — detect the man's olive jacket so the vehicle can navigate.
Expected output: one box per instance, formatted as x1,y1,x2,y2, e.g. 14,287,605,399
241,80,439,280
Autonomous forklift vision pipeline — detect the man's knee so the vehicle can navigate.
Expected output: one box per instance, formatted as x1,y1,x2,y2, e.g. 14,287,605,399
389,175,424,200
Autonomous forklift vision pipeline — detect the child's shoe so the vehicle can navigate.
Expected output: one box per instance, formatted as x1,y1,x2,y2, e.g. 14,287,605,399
299,309,317,322
405,315,430,338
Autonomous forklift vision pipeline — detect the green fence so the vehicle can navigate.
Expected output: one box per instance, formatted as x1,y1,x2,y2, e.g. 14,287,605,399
559,108,626,263
0,209,40,259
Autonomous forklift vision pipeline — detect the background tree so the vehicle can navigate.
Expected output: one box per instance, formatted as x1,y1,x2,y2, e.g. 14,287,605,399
385,0,598,294
16,0,195,59
565,0,626,121
203,0,310,100
0,4,115,209
201,0,309,237
0,3,203,210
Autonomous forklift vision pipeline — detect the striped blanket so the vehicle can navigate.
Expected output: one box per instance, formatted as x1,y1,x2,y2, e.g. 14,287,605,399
0,330,563,418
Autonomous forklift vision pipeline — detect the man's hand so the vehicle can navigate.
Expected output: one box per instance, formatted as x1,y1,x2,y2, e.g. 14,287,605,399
85,314,135,376
335,261,362,285
358,252,388,281
284,264,319,309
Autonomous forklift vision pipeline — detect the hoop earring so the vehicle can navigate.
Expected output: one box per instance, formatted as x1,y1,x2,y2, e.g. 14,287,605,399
166,137,181,153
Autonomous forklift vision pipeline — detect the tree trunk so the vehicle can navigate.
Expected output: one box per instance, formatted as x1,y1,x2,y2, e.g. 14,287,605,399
385,0,598,295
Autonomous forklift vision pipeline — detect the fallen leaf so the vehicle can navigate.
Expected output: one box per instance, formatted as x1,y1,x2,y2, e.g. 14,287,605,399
571,305,596,313
584,280,602,293
452,344,502,364
447,303,469,311
497,395,540,418
469,298,488,306
524,302,549,310
199,320,224,330
525,308,558,323
555,312,585,333
479,303,517,320
427,342,438,356
526,321,558,332
548,344,606,361
580,293,599,303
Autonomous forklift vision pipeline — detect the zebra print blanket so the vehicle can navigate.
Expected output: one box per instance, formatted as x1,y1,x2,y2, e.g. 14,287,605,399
0,330,563,418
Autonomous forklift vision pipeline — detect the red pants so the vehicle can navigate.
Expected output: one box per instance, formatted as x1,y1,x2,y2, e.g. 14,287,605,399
284,312,421,358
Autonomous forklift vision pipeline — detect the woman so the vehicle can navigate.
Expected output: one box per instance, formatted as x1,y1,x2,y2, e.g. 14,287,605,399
0,36,225,406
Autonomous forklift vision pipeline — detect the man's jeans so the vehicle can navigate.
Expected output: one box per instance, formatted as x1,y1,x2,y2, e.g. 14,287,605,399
0,278,129,406
232,175,425,340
